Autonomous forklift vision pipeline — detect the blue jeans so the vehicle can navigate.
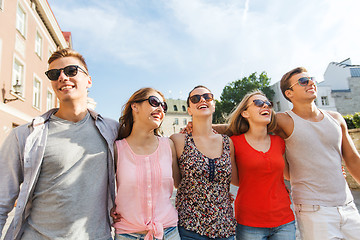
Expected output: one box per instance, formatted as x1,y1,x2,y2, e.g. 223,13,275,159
115,226,180,240
236,221,296,240
178,226,235,240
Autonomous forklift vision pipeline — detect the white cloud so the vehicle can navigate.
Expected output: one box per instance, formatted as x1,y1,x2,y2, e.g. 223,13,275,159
48,0,360,118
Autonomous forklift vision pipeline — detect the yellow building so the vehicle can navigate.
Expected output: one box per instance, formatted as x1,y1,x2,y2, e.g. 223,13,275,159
161,99,192,137
0,0,70,144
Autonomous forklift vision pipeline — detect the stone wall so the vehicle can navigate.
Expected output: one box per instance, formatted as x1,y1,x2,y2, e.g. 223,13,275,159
344,128,360,189
332,77,360,115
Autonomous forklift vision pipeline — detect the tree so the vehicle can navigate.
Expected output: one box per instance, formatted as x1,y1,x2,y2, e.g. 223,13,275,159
213,72,275,123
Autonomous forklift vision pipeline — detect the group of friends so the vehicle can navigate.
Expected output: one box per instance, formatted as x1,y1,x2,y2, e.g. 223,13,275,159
0,48,360,240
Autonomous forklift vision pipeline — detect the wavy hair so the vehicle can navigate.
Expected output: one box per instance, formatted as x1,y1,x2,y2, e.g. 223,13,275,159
226,90,276,136
117,87,165,139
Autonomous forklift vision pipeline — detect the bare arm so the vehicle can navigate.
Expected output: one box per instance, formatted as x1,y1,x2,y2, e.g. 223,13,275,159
283,153,290,181
113,142,118,172
213,124,229,135
329,111,360,184
169,138,181,188
229,138,239,186
274,112,293,139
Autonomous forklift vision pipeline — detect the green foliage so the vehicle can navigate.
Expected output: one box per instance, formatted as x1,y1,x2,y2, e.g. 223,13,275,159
213,72,275,123
343,113,360,129
353,113,360,128
343,115,355,129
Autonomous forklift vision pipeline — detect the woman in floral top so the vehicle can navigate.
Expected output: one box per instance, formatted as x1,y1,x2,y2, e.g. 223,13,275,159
171,85,238,239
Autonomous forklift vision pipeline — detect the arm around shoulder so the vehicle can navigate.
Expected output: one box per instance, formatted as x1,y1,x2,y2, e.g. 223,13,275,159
274,112,292,139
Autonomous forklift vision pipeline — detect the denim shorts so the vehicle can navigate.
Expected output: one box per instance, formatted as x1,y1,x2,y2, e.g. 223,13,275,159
178,225,235,240
236,221,296,240
115,226,180,240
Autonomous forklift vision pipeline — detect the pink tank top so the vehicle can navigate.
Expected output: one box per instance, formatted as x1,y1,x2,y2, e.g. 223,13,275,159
113,137,178,240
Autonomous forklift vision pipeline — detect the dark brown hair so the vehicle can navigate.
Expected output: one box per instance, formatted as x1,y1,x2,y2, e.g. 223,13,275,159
280,67,307,102
186,85,212,107
118,87,166,139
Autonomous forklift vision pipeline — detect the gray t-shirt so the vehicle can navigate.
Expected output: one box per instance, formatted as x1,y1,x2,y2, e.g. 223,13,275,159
22,112,111,240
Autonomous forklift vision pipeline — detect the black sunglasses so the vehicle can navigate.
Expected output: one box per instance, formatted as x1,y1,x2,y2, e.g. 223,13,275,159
45,65,88,81
288,77,316,89
189,93,214,104
250,99,273,108
135,96,168,113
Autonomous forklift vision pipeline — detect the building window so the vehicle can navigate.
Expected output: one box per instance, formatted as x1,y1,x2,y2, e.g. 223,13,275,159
46,90,55,111
174,118,179,125
16,5,26,37
173,105,178,111
12,59,24,97
33,78,41,109
183,119,187,125
182,105,186,111
35,32,42,57
321,96,329,106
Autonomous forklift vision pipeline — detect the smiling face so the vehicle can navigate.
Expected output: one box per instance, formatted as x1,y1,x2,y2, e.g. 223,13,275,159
285,72,317,103
48,57,92,104
242,94,272,125
133,91,166,129
187,87,215,117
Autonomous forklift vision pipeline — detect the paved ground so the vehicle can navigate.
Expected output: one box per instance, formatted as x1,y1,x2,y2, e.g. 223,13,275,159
2,189,360,239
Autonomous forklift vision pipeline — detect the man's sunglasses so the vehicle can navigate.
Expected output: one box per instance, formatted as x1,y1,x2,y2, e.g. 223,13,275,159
135,96,168,113
45,65,88,81
288,77,316,89
250,99,273,108
189,93,214,104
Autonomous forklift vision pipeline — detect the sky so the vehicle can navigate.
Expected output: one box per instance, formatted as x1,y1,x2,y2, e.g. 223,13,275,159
47,0,360,120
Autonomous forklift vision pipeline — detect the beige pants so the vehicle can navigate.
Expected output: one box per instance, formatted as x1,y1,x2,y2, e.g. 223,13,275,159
294,201,360,240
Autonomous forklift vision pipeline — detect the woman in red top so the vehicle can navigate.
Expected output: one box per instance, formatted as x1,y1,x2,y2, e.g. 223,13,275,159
227,90,295,240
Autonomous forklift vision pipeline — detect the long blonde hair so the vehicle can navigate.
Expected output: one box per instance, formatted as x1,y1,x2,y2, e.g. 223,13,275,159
226,90,276,136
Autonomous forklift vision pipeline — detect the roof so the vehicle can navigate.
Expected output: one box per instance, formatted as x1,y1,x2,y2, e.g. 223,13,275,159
62,32,72,48
330,58,360,69
350,68,360,77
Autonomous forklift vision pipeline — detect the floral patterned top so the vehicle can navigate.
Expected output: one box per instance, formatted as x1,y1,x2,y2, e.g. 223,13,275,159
175,133,236,238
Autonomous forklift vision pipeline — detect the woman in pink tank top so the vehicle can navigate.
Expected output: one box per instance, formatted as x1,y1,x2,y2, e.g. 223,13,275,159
111,88,181,240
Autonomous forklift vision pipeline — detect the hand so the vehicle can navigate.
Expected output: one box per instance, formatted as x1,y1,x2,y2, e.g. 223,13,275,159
180,121,217,134
180,121,193,134
110,206,122,223
229,192,235,203
342,165,347,178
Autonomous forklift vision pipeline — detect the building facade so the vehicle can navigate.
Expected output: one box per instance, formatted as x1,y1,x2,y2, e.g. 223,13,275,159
0,0,70,144
161,98,192,137
324,59,360,115
269,59,360,114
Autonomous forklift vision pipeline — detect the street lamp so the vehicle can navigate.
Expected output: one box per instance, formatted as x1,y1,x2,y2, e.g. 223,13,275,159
4,80,22,104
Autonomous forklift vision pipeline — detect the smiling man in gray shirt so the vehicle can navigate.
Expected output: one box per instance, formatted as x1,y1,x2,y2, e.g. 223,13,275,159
0,48,119,240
